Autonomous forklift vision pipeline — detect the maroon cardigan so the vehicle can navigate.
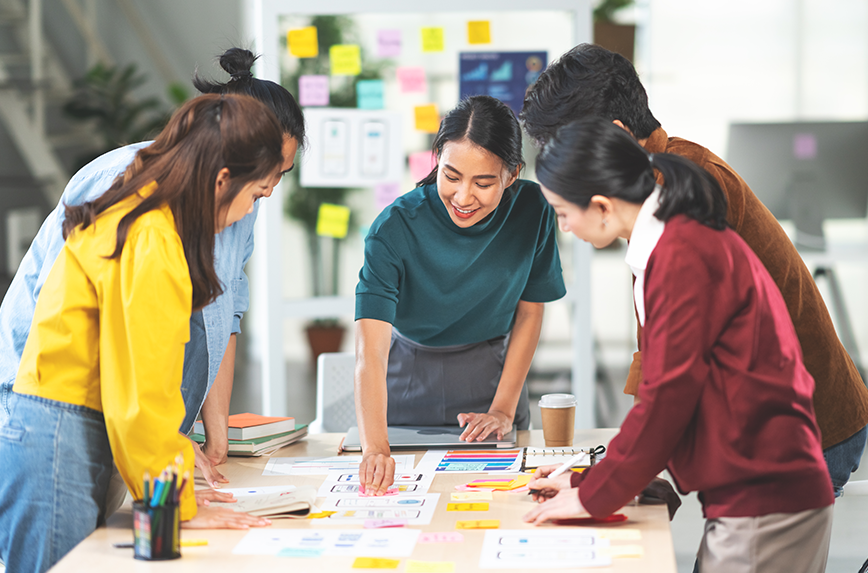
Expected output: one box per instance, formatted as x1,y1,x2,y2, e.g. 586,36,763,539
576,216,833,519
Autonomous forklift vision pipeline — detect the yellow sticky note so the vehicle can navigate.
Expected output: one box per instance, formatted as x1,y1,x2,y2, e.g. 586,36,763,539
451,491,493,501
599,545,645,558
316,203,350,239
306,510,337,519
406,561,456,573
330,44,361,76
421,27,444,52
455,519,499,529
467,21,491,45
446,503,489,512
288,27,319,58
353,557,401,569
180,539,208,547
597,529,642,540
414,104,440,133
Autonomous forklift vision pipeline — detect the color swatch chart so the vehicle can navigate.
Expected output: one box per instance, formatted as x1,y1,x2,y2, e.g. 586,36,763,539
434,449,522,472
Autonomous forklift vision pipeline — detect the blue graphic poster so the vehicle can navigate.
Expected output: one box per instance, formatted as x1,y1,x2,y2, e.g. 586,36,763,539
459,51,547,115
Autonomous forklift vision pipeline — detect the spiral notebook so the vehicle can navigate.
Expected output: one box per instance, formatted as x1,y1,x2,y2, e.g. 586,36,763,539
523,446,605,471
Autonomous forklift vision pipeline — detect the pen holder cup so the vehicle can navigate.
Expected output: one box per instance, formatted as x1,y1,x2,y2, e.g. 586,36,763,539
132,501,180,561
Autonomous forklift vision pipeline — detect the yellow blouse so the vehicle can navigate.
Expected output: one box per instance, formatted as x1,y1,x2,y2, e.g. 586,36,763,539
14,183,197,520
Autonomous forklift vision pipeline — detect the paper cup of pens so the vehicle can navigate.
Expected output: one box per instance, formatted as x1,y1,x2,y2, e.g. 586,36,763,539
539,393,577,447
133,459,187,561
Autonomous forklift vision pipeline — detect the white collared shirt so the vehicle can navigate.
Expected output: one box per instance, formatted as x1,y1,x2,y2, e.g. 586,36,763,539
623,186,666,327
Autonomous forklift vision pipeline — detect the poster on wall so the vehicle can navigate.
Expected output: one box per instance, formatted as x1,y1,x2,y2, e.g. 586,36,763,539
458,51,547,116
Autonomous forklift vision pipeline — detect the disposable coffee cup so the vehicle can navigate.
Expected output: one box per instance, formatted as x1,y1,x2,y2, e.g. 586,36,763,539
539,393,577,447
132,501,180,561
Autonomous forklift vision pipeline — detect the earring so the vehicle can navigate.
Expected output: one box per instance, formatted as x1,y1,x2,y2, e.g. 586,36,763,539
602,218,608,227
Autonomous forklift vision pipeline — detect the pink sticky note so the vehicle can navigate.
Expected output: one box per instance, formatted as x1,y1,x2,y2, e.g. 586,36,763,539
396,67,427,93
378,29,402,58
375,182,402,212
365,519,408,529
418,532,465,544
409,150,437,182
793,133,817,160
299,75,329,106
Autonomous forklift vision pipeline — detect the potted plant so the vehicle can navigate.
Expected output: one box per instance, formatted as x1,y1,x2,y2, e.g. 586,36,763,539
593,0,636,63
281,15,392,363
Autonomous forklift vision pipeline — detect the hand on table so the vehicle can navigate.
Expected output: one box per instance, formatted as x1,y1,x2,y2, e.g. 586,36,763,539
182,505,270,529
527,464,575,502
457,411,512,442
195,488,237,507
523,488,588,525
359,449,395,496
189,437,229,489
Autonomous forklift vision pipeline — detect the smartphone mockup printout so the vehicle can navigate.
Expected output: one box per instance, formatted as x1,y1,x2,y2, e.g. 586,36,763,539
322,119,349,177
360,120,387,177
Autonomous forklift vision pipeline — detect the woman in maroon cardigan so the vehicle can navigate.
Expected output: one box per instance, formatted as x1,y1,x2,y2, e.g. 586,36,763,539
525,118,834,573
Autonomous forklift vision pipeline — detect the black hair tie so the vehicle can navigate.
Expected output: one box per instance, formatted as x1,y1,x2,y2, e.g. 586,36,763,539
230,71,253,81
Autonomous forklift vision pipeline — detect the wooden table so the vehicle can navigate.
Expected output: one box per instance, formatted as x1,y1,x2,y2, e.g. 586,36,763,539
52,429,676,572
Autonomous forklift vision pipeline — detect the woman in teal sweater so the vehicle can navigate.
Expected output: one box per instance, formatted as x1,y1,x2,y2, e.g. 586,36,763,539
355,96,566,494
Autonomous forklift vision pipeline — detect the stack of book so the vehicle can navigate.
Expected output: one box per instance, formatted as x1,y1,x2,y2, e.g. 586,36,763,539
190,413,308,456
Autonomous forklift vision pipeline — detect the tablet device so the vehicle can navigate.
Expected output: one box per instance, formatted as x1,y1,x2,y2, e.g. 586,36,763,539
341,425,518,452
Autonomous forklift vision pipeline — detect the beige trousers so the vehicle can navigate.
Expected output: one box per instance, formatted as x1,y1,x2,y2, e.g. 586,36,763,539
697,505,833,573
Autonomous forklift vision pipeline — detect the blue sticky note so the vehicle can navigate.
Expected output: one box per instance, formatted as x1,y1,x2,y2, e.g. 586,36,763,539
357,79,385,110
278,548,325,558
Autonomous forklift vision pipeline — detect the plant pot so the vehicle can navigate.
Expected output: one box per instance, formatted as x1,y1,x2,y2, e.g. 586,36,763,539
593,22,636,63
305,323,346,364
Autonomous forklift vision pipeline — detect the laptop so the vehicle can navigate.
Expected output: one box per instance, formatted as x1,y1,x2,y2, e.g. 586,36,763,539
341,425,518,452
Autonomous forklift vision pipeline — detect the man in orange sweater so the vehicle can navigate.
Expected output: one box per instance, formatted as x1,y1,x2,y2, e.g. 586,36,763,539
520,43,868,496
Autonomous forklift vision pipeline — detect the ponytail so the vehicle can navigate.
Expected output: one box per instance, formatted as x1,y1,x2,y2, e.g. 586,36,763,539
536,118,727,230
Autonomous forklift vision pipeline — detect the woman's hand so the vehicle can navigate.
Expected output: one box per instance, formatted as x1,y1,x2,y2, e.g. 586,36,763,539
457,411,512,442
194,488,237,507
201,439,229,467
181,505,270,529
527,464,576,501
359,449,395,496
189,438,229,489
523,488,588,525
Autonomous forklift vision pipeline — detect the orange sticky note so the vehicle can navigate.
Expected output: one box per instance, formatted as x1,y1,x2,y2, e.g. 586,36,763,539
421,27,444,52
455,519,499,529
288,27,319,58
414,104,440,133
330,44,361,76
353,557,400,569
467,21,491,45
446,503,489,511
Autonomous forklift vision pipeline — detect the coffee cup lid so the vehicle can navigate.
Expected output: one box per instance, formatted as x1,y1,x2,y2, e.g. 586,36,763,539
539,393,577,408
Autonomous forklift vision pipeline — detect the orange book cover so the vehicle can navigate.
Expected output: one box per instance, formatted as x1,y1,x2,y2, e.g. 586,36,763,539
228,413,294,428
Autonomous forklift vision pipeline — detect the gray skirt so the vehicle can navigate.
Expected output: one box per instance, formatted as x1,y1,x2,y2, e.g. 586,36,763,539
386,330,530,430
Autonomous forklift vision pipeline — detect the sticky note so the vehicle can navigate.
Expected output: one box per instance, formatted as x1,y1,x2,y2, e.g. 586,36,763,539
377,29,401,57
396,67,426,93
180,539,208,547
597,529,642,540
353,557,401,569
599,545,645,558
316,203,351,239
364,519,407,529
409,150,437,182
330,44,361,76
306,510,337,519
418,532,464,543
288,27,318,58
279,547,325,558
455,519,499,530
299,75,329,107
414,104,440,133
447,503,489,511
420,27,444,52
356,79,385,110
375,182,402,212
406,561,456,573
467,21,491,45
451,491,493,501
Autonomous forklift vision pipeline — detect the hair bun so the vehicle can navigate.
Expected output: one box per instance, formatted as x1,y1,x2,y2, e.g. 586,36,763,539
219,47,257,77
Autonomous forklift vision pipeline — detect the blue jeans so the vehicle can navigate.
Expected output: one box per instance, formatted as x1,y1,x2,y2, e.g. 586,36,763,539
0,392,113,573
823,424,868,497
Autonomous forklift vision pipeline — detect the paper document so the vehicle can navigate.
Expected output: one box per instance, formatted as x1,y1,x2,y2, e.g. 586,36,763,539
479,530,611,569
263,455,415,476
233,528,420,557
319,494,441,525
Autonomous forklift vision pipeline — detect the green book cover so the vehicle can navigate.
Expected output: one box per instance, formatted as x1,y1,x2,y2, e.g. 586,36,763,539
189,424,308,446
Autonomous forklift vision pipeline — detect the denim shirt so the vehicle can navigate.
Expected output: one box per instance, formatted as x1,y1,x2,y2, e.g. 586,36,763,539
0,142,256,433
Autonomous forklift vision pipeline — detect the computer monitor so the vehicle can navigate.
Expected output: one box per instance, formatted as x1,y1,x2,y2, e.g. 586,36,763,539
725,121,868,250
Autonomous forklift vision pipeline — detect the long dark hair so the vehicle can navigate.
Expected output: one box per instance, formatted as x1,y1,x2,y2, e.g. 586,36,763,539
193,47,306,149
536,118,727,230
417,95,525,187
63,94,283,310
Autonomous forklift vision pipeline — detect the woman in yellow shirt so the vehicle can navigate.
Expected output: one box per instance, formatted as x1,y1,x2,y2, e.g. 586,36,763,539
0,94,283,573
